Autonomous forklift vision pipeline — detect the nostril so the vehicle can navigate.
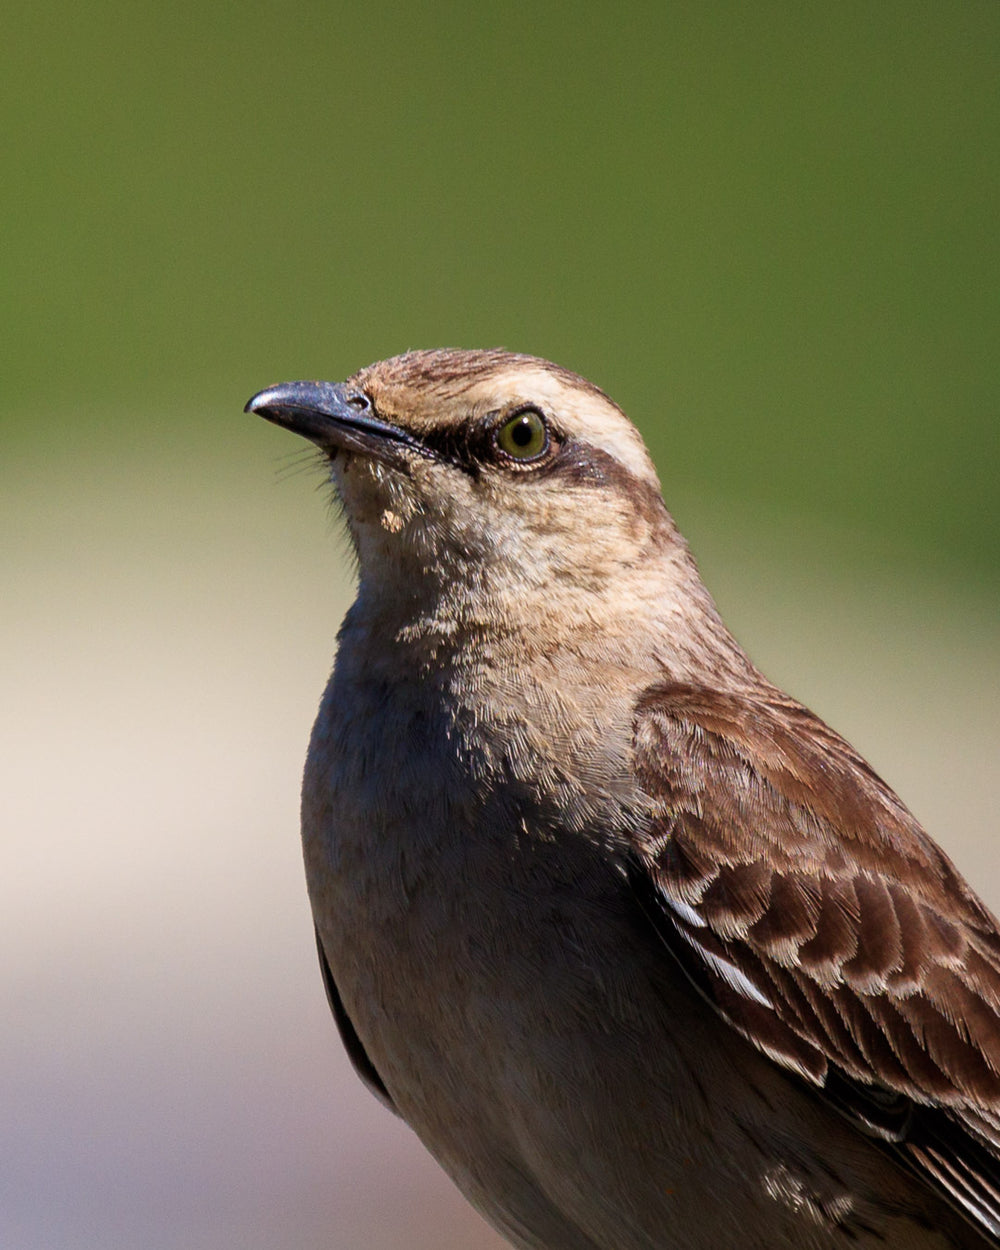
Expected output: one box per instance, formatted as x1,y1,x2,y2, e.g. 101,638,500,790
345,392,371,412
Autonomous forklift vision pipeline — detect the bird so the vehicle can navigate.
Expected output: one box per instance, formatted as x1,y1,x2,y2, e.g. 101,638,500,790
246,350,1000,1250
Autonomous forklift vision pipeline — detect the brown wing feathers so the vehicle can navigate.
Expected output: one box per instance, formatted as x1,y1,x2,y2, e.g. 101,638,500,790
632,680,1000,1238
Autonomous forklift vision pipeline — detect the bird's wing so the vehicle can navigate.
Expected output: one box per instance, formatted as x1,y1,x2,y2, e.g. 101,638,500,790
631,680,1000,1241
314,926,398,1113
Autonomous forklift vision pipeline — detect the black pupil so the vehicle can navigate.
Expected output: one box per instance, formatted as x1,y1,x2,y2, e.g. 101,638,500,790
511,417,534,446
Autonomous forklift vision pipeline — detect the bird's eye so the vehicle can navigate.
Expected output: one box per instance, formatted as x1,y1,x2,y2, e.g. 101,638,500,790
494,408,549,461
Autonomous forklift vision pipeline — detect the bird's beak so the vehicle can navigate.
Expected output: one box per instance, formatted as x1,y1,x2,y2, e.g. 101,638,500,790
245,380,427,460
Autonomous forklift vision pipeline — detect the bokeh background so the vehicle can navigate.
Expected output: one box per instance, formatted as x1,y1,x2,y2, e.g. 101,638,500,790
4,3,999,1247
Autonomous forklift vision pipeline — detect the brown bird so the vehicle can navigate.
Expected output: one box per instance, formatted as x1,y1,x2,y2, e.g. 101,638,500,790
247,350,1000,1249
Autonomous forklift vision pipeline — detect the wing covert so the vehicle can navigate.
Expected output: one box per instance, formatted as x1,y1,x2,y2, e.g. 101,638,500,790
631,680,1000,1240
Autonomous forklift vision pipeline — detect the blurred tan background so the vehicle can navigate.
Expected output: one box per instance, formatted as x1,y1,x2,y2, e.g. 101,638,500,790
3,3,998,1248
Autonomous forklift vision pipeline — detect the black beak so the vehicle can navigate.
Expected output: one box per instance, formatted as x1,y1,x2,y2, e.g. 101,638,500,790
245,380,427,458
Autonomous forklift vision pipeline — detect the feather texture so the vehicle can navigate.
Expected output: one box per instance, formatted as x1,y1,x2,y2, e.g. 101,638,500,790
632,680,1000,1240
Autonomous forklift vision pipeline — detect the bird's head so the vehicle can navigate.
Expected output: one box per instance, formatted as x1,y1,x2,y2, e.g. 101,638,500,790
247,350,725,667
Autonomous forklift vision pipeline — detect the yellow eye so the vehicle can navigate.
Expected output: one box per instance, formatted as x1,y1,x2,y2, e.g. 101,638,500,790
495,408,549,461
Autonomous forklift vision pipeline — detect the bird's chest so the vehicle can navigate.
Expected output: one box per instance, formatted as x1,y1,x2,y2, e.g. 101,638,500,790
301,663,644,1117
303,667,493,939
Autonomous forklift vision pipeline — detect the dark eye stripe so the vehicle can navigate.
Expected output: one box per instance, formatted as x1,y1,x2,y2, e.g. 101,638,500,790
413,420,659,512
415,421,486,475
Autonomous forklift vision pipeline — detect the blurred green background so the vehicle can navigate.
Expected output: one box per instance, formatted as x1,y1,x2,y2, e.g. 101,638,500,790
6,0,999,581
4,3,998,1249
